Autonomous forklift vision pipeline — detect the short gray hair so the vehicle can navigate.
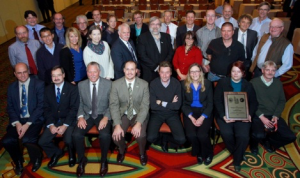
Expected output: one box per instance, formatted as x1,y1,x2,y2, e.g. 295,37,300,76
118,23,130,31
87,61,101,71
262,61,277,70
149,16,161,26
76,15,88,24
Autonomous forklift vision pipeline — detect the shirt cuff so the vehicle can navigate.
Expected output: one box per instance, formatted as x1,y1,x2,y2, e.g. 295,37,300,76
47,123,54,128
188,112,193,117
26,122,32,126
11,121,20,127
258,114,264,118
63,123,69,127
162,101,167,107
78,115,84,119
202,114,208,118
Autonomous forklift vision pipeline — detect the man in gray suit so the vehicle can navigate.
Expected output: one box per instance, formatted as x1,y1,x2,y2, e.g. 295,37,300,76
110,61,150,166
72,62,112,177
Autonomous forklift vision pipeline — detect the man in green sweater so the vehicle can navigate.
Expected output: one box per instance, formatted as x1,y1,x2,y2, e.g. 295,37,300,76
250,61,296,154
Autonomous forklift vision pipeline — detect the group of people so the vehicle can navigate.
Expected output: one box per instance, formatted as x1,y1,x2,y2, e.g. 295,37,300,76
3,2,297,177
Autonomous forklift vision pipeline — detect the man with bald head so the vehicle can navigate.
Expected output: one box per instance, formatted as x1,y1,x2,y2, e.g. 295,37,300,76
250,18,293,78
215,5,238,29
9,25,41,75
52,13,68,45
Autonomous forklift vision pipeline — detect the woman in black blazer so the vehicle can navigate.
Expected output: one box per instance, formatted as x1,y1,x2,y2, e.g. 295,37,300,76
182,63,213,165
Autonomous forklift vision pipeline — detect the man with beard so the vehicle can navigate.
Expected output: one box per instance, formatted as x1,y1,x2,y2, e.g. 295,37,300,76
76,15,89,49
9,25,41,75
52,13,68,45
138,16,173,82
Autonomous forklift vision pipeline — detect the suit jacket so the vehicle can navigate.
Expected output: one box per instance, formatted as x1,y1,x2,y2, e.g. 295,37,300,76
232,28,258,67
88,22,108,32
7,77,44,124
44,82,79,126
137,31,174,82
109,77,149,126
111,38,140,80
77,77,112,120
176,24,200,48
51,26,68,44
130,23,149,46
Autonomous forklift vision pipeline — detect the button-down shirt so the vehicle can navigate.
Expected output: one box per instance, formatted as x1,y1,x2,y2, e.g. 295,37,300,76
161,22,178,48
152,33,161,54
261,75,273,86
186,24,195,31
55,27,66,45
215,17,238,29
196,25,221,58
125,78,137,115
238,29,247,58
249,17,271,38
45,42,55,55
25,24,45,42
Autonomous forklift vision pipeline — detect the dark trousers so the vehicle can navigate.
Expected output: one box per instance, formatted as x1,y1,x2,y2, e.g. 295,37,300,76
38,123,74,158
2,118,43,164
183,107,213,158
114,115,148,155
47,0,56,15
72,115,111,163
250,115,296,150
217,118,251,166
147,112,186,145
37,0,51,22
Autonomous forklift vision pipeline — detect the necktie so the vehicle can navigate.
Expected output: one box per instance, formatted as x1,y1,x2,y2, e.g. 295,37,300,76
127,83,133,120
56,88,61,103
91,83,98,119
241,33,247,58
127,42,138,62
166,25,170,34
96,24,102,30
21,84,27,117
32,28,39,41
25,44,38,75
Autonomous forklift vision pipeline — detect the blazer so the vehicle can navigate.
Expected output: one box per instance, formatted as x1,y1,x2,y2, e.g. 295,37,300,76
176,24,200,48
137,31,174,82
111,38,140,80
181,79,213,118
232,28,258,67
109,77,149,126
130,23,149,46
7,77,44,124
59,47,75,83
51,26,68,44
77,77,112,120
44,82,79,126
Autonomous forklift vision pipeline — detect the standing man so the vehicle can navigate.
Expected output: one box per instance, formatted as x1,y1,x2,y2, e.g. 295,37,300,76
2,63,44,175
130,11,149,46
196,9,221,72
76,15,89,49
206,22,245,82
233,14,258,80
52,13,68,45
38,66,79,168
250,18,293,78
111,23,140,80
215,5,238,29
9,26,41,75
249,2,271,38
24,10,45,42
72,62,112,177
138,16,174,83
250,61,296,155
110,61,149,166
37,27,64,85
88,10,108,32
161,10,178,48
176,10,200,48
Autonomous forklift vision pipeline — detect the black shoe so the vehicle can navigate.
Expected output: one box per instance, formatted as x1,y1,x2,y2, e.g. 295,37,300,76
197,156,203,165
140,154,148,166
234,165,241,172
48,152,64,168
263,141,275,153
14,160,23,175
204,156,213,165
32,156,43,172
251,147,259,155
117,152,125,163
68,148,76,167
161,142,168,152
100,160,108,177
76,157,88,177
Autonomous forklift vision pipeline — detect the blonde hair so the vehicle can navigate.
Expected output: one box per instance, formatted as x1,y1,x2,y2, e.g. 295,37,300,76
184,63,205,93
65,27,82,49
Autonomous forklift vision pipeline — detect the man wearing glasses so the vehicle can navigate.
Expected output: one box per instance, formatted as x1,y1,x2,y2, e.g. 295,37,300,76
76,15,89,49
250,18,293,78
249,2,272,38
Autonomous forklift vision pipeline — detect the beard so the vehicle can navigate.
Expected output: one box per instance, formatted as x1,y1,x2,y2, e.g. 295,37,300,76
19,37,29,43
150,27,161,35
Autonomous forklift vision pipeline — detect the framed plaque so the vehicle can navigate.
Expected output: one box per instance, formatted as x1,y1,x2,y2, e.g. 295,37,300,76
224,92,249,120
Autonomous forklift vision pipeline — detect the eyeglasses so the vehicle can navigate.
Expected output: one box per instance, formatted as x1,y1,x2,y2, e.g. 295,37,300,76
270,26,283,29
52,74,63,77
185,38,194,40
16,71,28,75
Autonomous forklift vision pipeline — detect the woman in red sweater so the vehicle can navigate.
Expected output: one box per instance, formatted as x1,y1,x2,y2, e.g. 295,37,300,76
173,31,203,80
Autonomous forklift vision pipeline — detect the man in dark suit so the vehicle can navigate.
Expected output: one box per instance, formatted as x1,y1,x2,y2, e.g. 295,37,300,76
138,16,174,83
88,10,108,31
2,63,44,175
233,14,258,80
38,66,79,168
110,61,150,166
111,23,140,80
130,10,149,46
51,13,68,45
72,62,112,177
176,10,200,48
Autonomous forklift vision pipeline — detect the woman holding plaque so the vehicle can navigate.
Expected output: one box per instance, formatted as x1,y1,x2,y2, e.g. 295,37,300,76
214,61,257,172
182,63,213,165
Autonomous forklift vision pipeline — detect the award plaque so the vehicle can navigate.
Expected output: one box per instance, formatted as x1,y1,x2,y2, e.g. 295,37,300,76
224,92,249,120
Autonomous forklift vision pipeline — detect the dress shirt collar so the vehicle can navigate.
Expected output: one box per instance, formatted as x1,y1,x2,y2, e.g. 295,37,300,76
186,24,194,31
119,37,129,47
204,24,217,31
94,21,103,26
238,28,247,35
19,77,30,87
151,32,161,40
161,79,170,88
125,78,136,89
45,42,55,54
260,75,273,86
55,81,64,95
89,78,100,86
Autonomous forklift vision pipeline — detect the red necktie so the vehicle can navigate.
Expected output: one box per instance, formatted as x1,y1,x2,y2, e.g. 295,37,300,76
25,44,38,75
166,25,170,34
32,28,39,41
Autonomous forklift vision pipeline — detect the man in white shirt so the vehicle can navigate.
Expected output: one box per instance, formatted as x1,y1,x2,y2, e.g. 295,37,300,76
160,10,178,48
215,5,238,29
249,2,272,38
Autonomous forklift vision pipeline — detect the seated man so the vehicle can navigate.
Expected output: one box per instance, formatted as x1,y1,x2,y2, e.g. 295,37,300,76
72,62,112,177
110,61,149,166
38,66,79,168
147,61,186,151
250,61,296,154
2,63,44,175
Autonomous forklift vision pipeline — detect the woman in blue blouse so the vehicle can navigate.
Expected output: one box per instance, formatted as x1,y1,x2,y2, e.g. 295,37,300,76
182,63,214,165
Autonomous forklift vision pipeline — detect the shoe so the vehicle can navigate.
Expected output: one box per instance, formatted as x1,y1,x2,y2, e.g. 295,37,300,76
263,141,275,153
251,147,258,155
140,154,148,166
76,157,88,177
32,156,42,172
234,165,241,172
100,160,108,177
68,148,76,167
14,160,23,175
48,152,64,168
161,142,168,152
197,156,203,165
117,147,127,163
204,156,213,165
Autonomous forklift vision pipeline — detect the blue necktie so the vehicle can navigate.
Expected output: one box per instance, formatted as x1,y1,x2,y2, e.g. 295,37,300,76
127,42,138,63
21,84,27,117
56,88,61,103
